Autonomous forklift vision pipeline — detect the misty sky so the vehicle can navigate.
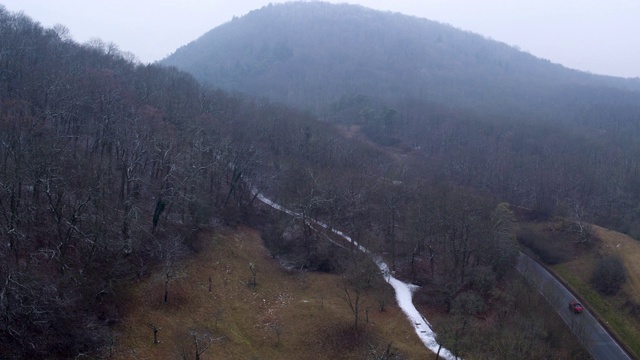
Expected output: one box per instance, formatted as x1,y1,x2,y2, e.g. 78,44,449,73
2,0,639,78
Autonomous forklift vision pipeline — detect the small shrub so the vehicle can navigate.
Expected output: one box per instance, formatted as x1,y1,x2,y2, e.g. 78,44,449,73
625,300,640,319
590,255,627,295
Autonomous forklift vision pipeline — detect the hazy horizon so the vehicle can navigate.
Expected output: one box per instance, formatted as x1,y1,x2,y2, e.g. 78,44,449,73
2,0,639,78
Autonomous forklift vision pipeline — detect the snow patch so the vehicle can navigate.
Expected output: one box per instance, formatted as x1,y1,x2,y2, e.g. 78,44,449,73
255,190,457,359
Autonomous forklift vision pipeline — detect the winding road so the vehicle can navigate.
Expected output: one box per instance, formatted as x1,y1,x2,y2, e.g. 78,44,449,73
516,253,633,360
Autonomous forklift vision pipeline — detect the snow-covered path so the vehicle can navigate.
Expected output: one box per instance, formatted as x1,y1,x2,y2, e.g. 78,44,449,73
256,194,456,359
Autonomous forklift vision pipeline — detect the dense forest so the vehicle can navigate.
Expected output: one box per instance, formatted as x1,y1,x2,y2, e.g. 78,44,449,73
164,2,640,238
0,3,609,359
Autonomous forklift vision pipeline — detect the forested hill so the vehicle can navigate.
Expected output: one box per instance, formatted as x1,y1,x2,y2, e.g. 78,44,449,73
0,6,544,358
161,1,640,126
0,6,358,357
161,1,640,240
0,4,629,358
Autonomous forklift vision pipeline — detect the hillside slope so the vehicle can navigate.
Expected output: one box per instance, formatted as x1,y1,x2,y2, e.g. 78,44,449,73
593,226,640,303
114,227,435,359
161,2,640,237
162,2,640,128
0,6,599,358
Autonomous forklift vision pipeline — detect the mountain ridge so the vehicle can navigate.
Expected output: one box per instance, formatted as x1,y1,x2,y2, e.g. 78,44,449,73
161,1,640,123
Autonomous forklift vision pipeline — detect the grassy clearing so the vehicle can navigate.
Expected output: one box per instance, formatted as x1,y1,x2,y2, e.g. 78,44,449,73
539,225,640,359
553,263,640,358
593,225,640,302
112,227,434,359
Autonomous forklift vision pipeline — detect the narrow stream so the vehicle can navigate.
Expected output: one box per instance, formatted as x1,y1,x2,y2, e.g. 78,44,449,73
256,194,456,359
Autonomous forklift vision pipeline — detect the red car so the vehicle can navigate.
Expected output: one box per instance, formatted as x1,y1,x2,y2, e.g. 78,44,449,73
569,301,583,313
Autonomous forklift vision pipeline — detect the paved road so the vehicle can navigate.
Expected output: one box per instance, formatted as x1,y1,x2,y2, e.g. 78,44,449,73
516,253,633,360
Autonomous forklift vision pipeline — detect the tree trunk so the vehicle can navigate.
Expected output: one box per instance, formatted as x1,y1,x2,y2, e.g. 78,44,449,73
164,272,170,303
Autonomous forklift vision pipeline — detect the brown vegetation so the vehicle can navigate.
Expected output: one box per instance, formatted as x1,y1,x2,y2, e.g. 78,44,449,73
0,5,623,358
113,227,433,359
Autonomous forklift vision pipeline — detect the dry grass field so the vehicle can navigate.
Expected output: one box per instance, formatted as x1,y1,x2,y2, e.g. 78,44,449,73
592,225,640,302
111,227,433,359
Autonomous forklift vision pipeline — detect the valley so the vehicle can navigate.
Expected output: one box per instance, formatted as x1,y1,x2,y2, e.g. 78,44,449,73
1,2,640,359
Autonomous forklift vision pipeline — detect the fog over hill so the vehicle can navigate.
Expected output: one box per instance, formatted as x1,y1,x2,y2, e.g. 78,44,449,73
161,2,640,240
0,3,636,358
161,1,640,128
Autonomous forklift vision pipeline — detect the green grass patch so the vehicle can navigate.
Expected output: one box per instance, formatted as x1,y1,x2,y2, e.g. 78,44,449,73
554,264,640,358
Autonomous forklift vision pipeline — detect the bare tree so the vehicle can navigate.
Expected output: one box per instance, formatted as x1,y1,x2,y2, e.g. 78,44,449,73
212,308,224,329
248,262,257,289
269,318,283,345
570,202,593,244
343,282,364,331
155,236,186,304
367,341,398,359
179,331,225,360
146,323,161,345
341,253,378,331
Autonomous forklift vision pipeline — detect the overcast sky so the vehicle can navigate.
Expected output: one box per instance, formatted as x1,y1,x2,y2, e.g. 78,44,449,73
2,0,639,78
